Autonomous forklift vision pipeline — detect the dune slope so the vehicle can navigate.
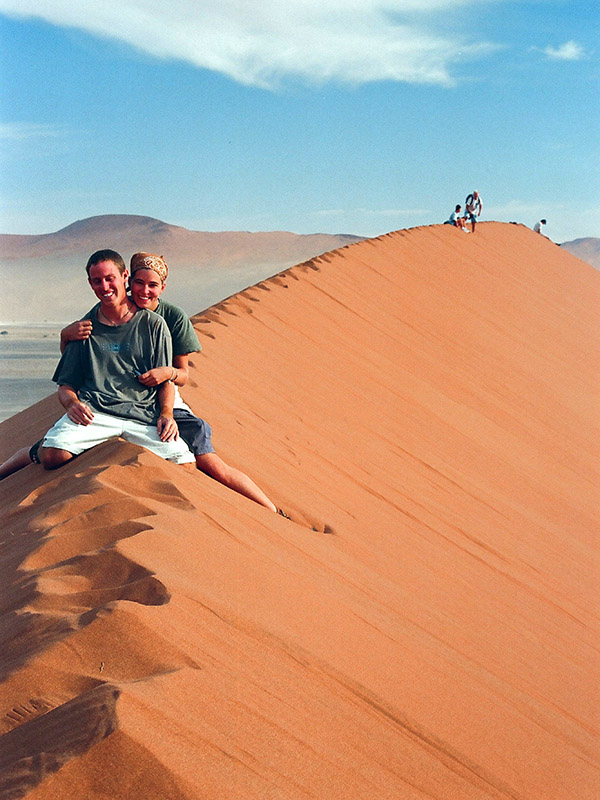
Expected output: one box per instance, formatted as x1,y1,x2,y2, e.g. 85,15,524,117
0,222,598,799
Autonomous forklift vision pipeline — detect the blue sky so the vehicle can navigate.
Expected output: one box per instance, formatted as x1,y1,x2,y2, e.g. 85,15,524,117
0,0,598,243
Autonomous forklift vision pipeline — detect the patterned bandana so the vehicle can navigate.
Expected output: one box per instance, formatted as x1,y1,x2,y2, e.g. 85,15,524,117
129,252,168,283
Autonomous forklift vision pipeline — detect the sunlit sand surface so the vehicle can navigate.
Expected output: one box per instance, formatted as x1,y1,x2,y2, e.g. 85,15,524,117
1,223,598,799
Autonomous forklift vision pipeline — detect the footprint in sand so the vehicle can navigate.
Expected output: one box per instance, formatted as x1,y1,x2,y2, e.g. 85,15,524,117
0,684,120,793
3,698,56,731
278,509,336,535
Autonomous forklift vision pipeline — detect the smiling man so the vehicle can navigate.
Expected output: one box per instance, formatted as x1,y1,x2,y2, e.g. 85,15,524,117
39,249,195,470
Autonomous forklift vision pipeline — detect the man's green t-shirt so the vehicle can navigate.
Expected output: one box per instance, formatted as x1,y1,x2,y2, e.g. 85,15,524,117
52,308,172,425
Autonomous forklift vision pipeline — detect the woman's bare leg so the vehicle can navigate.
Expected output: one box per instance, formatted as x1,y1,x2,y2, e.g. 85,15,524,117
195,452,277,512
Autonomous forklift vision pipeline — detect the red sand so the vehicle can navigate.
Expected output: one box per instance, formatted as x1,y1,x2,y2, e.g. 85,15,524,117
0,222,598,798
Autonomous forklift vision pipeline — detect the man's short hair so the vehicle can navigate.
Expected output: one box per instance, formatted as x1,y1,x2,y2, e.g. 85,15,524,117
86,249,126,277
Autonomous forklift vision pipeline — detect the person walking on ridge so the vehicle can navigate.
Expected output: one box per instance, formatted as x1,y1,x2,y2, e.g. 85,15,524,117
464,190,482,233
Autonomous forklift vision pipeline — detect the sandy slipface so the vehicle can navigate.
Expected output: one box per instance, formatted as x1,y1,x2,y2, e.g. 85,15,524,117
0,222,598,798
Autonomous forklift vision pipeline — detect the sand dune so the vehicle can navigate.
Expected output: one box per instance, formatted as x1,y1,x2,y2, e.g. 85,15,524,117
0,222,598,799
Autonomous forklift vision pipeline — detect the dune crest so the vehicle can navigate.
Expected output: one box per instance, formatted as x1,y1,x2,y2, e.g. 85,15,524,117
1,222,599,798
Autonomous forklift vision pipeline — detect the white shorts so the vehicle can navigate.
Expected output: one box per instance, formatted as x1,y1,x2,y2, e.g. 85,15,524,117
42,408,195,464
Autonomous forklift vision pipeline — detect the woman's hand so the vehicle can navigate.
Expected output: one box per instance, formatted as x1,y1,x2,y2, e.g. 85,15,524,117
137,366,172,387
62,320,93,342
60,319,93,353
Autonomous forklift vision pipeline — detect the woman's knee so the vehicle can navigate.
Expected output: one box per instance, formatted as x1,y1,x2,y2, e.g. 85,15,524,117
195,453,231,483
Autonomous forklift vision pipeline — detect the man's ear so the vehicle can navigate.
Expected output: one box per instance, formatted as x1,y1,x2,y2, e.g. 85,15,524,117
123,269,130,282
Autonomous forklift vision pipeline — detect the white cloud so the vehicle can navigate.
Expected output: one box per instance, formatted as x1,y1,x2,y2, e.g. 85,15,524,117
0,0,494,88
0,122,62,140
542,40,586,61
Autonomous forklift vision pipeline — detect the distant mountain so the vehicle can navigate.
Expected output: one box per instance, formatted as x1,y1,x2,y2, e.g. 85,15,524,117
0,215,365,322
560,237,600,269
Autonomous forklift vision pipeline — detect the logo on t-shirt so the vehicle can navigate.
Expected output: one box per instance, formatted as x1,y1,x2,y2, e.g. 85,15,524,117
101,342,132,353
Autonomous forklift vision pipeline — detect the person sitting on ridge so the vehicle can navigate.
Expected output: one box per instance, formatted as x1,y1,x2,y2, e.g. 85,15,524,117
1,251,282,516
444,204,469,231
122,252,279,512
37,249,195,471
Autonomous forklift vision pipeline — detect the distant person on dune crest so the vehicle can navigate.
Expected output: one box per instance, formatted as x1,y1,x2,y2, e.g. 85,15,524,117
533,219,547,234
0,251,281,515
464,191,482,233
444,204,470,232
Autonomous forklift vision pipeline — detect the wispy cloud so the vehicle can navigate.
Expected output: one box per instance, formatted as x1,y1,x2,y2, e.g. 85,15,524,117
541,40,586,61
0,122,63,140
0,0,494,88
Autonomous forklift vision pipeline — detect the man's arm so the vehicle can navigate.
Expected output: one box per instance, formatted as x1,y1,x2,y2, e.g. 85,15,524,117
57,385,94,425
156,380,179,442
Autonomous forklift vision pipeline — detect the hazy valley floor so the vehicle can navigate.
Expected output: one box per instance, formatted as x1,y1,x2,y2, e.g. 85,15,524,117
0,325,63,423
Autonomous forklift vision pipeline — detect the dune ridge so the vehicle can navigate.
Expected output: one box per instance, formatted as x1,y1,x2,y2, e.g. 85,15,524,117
0,222,598,798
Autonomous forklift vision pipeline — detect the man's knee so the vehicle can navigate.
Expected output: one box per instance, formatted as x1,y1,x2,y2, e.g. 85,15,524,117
40,446,74,470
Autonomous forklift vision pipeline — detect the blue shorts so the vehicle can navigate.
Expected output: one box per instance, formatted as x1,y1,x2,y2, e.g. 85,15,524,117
173,409,215,456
